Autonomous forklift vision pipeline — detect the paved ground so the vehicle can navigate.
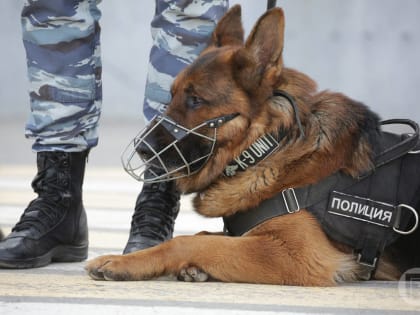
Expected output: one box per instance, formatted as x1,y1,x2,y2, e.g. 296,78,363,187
1,118,419,314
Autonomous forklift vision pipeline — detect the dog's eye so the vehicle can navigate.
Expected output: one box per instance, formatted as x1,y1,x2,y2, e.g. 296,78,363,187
186,95,203,109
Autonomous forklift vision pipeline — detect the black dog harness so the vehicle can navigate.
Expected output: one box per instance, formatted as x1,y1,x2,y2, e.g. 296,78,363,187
223,92,420,279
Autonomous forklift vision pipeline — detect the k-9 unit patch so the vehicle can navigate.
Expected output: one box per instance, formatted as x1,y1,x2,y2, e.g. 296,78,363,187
328,191,396,228
224,134,280,177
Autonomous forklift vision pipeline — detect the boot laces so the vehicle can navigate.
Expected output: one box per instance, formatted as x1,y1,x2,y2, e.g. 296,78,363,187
130,183,179,241
13,154,70,234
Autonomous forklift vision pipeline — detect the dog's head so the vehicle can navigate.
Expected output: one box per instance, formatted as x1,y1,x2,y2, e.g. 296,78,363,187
123,5,315,192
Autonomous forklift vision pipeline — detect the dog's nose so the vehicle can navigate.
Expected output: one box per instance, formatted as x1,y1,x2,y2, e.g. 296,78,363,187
135,141,154,162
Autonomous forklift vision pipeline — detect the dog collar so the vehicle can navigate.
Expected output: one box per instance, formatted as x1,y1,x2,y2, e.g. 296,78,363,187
223,90,303,177
223,133,282,177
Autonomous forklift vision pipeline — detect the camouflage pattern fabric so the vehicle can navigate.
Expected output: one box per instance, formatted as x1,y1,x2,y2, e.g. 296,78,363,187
22,0,102,152
143,0,228,121
21,0,228,152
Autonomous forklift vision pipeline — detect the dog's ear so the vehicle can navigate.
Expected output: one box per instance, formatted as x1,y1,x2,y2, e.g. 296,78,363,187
246,8,285,70
210,4,244,47
234,8,285,91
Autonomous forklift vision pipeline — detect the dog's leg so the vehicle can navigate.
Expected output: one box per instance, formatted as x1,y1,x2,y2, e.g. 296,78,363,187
86,215,345,285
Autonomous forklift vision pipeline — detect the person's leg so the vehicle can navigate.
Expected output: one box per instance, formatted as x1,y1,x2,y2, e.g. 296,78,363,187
124,0,228,254
143,0,229,120
0,0,102,268
24,0,102,151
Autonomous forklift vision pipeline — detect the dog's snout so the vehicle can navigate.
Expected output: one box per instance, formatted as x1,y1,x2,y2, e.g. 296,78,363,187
135,140,154,161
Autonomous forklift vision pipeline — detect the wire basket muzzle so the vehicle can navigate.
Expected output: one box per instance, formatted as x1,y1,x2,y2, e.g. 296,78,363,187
121,115,217,183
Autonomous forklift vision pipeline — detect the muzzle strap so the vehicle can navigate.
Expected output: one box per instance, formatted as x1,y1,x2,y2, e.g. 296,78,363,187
159,118,190,141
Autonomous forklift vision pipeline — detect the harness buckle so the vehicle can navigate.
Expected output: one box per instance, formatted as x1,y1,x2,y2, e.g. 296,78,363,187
356,253,378,268
282,188,300,213
393,204,419,235
356,253,378,280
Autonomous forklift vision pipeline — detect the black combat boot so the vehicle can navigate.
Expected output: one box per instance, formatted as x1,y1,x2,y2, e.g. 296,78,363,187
123,172,180,254
0,151,89,268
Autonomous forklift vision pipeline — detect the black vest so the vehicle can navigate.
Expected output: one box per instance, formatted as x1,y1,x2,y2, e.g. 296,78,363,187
224,119,420,271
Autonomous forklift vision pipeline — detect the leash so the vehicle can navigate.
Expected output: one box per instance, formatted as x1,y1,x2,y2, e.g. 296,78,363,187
273,90,305,139
267,0,277,10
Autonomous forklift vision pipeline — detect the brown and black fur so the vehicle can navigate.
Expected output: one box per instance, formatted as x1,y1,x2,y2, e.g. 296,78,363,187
86,5,420,286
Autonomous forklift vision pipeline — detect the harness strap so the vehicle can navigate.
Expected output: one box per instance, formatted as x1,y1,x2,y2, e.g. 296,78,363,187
224,119,419,235
222,172,388,280
223,118,420,279
369,119,419,171
223,173,342,236
356,237,383,280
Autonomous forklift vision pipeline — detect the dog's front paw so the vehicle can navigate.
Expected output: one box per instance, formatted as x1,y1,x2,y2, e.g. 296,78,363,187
85,255,134,281
178,265,209,282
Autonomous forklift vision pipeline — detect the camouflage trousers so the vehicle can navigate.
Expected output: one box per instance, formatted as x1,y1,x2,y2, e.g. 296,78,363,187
22,0,228,152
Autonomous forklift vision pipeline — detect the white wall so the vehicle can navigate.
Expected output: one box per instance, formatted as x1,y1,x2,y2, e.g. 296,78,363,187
1,0,419,122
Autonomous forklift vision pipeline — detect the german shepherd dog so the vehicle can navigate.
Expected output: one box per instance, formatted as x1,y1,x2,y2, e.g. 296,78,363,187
86,5,420,286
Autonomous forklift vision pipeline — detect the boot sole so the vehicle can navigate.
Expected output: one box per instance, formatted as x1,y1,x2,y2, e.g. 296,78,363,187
0,244,88,269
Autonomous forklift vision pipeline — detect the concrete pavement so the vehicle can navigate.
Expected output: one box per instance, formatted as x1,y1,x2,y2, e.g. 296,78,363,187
1,118,420,314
